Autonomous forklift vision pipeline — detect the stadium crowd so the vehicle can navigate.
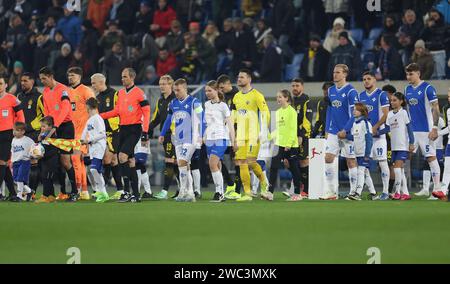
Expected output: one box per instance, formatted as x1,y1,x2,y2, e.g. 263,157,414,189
1,0,450,89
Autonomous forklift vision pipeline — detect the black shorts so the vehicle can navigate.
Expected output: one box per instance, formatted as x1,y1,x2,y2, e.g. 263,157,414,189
107,131,120,154
270,146,299,169
56,121,75,155
298,138,309,160
163,138,176,160
119,124,142,158
0,130,13,161
224,146,235,158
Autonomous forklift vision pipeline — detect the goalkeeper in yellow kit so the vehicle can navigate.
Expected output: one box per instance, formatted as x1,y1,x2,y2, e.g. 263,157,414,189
227,69,270,201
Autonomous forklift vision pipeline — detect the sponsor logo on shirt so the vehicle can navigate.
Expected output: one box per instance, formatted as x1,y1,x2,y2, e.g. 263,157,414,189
331,100,342,108
409,98,419,106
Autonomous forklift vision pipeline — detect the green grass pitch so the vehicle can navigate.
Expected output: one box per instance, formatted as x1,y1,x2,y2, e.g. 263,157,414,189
1,190,450,264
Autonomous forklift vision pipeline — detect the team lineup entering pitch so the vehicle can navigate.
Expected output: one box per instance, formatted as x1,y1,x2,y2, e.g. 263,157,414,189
0,63,449,204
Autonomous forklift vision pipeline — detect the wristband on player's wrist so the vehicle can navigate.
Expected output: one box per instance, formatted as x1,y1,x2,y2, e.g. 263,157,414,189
432,126,438,130
141,132,149,141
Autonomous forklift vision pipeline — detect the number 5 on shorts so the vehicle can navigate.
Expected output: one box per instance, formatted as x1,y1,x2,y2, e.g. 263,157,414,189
425,145,430,153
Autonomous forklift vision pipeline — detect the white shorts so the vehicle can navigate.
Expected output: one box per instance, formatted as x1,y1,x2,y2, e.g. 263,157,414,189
89,141,107,160
413,132,436,157
175,143,197,162
370,137,387,161
325,134,355,158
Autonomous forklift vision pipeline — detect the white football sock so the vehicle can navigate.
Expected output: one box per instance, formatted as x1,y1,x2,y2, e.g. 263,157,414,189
24,184,32,194
192,169,201,194
379,160,390,194
429,159,441,191
1,182,5,196
137,169,142,191
251,171,258,194
442,157,450,194
87,168,97,192
16,182,24,197
141,171,152,194
348,166,358,195
422,170,431,192
325,163,335,195
365,168,376,194
401,168,409,195
211,170,224,194
90,169,106,194
394,168,402,194
179,166,188,195
356,166,365,195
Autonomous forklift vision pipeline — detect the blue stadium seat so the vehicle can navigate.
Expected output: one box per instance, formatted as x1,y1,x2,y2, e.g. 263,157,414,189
349,28,364,44
283,53,304,81
368,27,382,40
362,39,374,52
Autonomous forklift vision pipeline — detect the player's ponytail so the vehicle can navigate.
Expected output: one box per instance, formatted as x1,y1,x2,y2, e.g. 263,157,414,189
206,80,224,101
279,89,292,104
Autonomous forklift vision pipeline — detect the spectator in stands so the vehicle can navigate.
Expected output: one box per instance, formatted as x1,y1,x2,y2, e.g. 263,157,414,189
87,0,112,33
189,22,201,37
376,35,404,80
107,0,134,34
420,8,450,79
103,41,130,85
42,15,57,40
1,14,27,69
215,18,234,74
271,0,295,63
190,28,217,82
142,65,158,85
56,6,83,48
258,34,283,83
410,39,435,80
9,0,33,24
70,49,94,84
241,0,263,18
48,30,66,68
328,31,361,81
8,60,22,94
399,9,424,44
139,29,159,68
323,17,354,53
166,20,184,55
323,0,350,28
79,20,99,72
156,47,177,78
203,21,220,47
134,1,153,37
300,34,330,82
152,0,177,46
33,33,54,75
179,32,200,83
98,20,125,55
16,32,35,72
229,17,257,76
379,15,400,43
53,43,73,84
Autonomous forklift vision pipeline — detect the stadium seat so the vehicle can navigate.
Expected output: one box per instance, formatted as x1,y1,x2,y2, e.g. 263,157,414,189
283,53,304,81
362,39,374,52
349,28,364,44
368,27,383,40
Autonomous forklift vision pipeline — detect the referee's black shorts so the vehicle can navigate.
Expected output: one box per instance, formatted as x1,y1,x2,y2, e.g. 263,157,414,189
56,121,75,155
118,124,142,158
0,129,13,161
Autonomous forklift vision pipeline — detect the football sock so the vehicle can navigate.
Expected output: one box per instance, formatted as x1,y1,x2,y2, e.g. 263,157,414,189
325,163,335,195
221,163,234,187
66,167,78,194
239,164,251,195
249,162,266,188
300,166,309,194
429,159,441,191
90,168,106,194
163,162,176,191
119,163,131,193
356,166,366,195
348,166,358,195
4,168,15,196
365,168,376,194
442,157,450,194
103,164,112,184
111,164,123,191
401,168,409,195
394,168,402,194
234,165,242,194
422,170,431,192
379,160,390,194
211,170,224,194
179,166,188,195
129,166,139,197
192,169,201,194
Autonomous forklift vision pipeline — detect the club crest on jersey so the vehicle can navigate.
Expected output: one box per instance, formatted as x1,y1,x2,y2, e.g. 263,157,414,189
128,106,133,112
366,105,374,112
409,98,419,106
106,97,111,107
238,109,247,115
332,100,342,108
87,124,94,131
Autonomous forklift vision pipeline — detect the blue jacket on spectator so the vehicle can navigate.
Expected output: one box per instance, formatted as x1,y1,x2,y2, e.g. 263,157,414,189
57,13,83,48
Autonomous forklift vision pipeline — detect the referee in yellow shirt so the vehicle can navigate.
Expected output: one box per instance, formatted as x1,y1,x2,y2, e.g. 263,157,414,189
229,69,270,201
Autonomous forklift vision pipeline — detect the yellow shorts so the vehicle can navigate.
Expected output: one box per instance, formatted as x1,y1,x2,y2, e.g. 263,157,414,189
235,141,260,160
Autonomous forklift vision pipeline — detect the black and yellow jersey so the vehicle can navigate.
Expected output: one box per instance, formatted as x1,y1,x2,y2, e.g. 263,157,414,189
97,87,120,132
292,93,312,139
312,98,329,138
224,86,239,110
232,88,270,142
16,88,44,134
149,92,175,138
